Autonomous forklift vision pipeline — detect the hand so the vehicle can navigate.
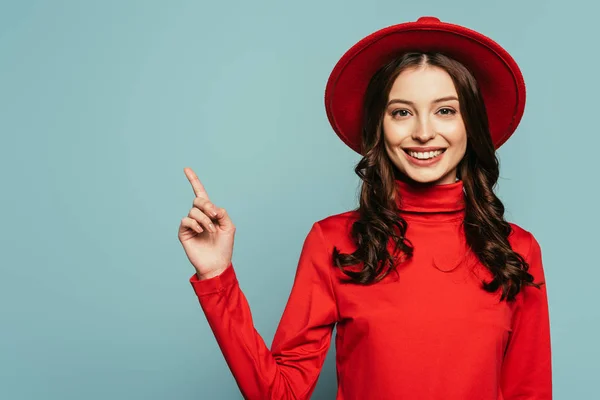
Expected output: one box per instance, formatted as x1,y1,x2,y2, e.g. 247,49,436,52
178,167,236,279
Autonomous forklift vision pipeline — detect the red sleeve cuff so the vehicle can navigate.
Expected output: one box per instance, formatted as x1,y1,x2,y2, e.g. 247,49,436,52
189,263,236,296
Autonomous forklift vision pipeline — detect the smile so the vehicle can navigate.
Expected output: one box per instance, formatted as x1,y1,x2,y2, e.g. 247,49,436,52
402,148,447,166
405,149,446,160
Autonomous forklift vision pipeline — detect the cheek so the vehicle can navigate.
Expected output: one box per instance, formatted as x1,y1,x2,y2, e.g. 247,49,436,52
447,125,467,152
382,119,410,147
446,135,467,168
458,132,468,155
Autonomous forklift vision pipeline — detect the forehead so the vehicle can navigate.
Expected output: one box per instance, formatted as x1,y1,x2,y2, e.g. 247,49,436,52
388,66,457,100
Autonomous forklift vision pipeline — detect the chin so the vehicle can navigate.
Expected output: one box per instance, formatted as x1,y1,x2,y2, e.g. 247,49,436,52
400,166,453,185
407,174,443,184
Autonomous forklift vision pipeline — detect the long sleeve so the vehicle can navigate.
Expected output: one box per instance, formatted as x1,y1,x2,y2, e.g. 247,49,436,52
500,233,552,399
189,222,339,400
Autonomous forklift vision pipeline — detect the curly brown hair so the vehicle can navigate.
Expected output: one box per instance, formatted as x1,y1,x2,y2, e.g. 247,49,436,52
331,51,544,302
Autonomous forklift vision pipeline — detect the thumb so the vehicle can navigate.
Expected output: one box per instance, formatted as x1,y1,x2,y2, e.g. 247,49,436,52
215,207,234,231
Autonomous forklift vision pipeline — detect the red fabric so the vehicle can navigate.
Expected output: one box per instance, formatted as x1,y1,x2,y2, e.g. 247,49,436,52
324,16,526,154
190,180,552,399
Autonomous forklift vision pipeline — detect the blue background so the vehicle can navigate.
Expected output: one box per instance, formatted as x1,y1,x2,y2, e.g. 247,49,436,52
1,0,597,398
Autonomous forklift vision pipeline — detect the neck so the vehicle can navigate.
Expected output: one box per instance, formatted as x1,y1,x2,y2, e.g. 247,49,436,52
394,178,465,222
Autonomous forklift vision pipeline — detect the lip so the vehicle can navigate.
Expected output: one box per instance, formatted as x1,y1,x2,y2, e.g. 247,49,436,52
402,146,447,152
403,147,446,167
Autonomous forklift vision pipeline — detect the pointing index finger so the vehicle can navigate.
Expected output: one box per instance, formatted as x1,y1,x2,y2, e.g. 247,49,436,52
184,167,209,199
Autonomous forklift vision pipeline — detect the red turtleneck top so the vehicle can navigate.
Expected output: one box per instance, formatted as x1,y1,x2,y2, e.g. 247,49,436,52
189,180,552,399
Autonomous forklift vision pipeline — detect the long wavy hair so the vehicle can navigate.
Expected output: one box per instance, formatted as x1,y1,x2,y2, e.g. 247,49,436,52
331,52,544,302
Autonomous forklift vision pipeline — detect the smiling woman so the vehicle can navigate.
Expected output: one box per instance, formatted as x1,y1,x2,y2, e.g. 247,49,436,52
382,63,467,185
182,16,551,400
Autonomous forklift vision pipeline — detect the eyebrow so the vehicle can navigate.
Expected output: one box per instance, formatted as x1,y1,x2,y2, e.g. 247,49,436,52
386,96,459,107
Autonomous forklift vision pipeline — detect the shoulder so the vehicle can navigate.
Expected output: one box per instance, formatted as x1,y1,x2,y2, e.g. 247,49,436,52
308,210,360,251
314,210,358,232
507,222,545,280
507,222,540,258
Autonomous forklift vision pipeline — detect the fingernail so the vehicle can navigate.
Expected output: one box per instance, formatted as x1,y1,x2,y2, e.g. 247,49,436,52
209,223,215,232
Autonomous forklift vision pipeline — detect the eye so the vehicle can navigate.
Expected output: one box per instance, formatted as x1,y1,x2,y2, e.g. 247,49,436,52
391,109,411,118
437,107,456,116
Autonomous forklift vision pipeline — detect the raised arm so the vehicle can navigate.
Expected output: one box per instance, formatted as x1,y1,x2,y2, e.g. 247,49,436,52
190,222,339,399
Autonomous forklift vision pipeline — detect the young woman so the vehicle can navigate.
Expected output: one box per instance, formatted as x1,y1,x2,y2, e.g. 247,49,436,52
178,16,552,399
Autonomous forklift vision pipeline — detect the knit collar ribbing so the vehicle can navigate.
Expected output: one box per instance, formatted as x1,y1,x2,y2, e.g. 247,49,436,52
394,179,466,217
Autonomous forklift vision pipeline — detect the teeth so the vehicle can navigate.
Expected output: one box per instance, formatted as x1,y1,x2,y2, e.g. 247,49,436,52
407,150,443,159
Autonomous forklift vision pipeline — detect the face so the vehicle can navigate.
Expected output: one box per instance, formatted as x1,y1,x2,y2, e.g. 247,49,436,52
382,65,467,185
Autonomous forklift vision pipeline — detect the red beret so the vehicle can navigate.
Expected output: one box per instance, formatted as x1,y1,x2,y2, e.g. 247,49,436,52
324,16,526,154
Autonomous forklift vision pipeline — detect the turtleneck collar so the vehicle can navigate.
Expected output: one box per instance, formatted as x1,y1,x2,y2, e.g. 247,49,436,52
394,179,465,221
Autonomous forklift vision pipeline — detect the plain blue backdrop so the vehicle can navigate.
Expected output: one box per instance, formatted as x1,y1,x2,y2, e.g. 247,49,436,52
1,0,598,399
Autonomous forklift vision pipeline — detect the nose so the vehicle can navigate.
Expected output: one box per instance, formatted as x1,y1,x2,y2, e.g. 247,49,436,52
411,119,436,142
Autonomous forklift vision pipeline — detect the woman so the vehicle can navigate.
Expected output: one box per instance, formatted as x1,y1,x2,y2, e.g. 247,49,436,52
178,16,552,399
